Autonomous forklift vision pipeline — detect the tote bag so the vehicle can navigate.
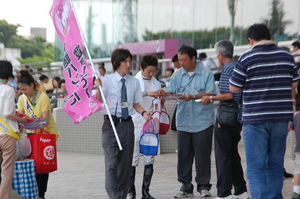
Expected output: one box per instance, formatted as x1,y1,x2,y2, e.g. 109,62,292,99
140,132,159,156
140,119,159,156
151,99,170,135
28,129,57,174
12,159,39,199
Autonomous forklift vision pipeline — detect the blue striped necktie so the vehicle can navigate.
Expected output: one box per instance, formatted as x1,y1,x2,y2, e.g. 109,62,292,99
121,78,129,119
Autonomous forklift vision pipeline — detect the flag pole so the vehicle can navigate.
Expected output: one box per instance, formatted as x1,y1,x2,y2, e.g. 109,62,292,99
69,0,123,150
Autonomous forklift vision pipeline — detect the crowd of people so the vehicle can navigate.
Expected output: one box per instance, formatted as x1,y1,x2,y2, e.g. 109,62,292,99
1,23,300,199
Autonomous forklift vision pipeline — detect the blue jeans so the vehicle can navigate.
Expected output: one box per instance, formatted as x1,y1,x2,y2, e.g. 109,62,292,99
243,122,288,199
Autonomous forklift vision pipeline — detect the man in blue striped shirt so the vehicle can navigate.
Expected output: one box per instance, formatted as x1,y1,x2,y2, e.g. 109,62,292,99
229,23,300,199
201,40,248,199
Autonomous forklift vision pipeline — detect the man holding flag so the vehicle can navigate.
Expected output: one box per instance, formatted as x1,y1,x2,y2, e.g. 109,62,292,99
94,49,152,199
50,1,151,198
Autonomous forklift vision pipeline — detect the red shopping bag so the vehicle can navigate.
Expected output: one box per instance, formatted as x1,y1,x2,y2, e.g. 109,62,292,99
28,130,57,174
151,99,170,135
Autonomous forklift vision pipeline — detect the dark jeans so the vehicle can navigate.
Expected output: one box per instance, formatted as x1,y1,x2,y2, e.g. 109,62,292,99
243,122,288,199
177,126,213,193
214,121,247,197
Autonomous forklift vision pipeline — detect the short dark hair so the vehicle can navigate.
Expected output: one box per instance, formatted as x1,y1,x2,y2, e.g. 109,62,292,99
98,62,106,71
0,60,13,80
178,45,197,60
39,74,49,81
292,41,300,49
139,54,158,70
58,79,65,89
172,54,178,62
111,49,132,71
199,53,207,59
247,23,271,41
98,64,106,72
166,68,174,74
18,70,36,89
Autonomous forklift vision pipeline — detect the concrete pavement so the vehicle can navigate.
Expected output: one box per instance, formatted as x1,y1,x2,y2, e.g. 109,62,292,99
39,141,295,199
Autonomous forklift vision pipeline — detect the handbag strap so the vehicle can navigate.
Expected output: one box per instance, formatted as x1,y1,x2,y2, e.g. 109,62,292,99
33,128,49,134
155,98,168,112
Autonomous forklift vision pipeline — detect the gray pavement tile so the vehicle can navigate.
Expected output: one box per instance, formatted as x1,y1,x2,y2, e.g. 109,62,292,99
43,143,294,199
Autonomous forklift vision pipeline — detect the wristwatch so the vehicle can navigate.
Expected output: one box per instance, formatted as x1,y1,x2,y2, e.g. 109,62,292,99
141,111,147,116
210,96,214,103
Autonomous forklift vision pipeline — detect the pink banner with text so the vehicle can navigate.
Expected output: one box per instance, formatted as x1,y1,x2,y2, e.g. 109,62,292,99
50,0,102,124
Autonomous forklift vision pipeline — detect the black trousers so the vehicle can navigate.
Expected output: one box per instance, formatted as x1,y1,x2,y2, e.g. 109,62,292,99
214,121,247,197
36,173,49,198
177,125,213,193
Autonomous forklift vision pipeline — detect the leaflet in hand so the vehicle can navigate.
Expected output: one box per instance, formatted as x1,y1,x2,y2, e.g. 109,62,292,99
164,94,184,100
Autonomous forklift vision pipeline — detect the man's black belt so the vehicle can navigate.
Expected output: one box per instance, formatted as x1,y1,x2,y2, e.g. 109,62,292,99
104,115,132,122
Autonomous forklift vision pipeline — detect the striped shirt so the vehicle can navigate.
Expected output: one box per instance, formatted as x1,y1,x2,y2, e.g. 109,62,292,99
217,61,242,122
229,42,300,125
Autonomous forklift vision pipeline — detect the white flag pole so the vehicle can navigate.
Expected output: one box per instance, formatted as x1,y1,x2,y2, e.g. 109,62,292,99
69,0,123,150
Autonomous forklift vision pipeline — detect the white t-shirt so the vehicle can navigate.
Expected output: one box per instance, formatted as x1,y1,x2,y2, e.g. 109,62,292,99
0,84,19,135
292,49,300,63
140,79,155,112
202,58,219,74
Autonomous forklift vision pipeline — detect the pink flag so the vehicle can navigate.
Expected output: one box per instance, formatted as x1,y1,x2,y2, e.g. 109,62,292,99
50,0,102,124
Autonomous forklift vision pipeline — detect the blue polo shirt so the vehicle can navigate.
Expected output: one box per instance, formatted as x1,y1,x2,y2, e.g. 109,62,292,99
229,43,300,124
166,63,216,132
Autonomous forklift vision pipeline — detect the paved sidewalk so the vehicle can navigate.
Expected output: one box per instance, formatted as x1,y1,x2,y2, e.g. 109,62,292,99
33,142,294,199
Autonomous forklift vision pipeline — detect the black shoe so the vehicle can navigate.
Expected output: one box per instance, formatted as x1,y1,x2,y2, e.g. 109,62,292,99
127,167,136,199
284,171,293,178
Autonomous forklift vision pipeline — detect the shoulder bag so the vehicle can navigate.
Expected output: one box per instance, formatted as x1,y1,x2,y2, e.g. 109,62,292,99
218,99,239,127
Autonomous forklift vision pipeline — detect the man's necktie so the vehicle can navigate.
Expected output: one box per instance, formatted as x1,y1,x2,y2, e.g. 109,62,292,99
121,78,129,119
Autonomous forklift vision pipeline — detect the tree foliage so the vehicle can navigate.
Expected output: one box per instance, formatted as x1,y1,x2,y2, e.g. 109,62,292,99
17,42,54,64
0,20,54,64
261,0,292,40
142,27,249,49
0,20,19,46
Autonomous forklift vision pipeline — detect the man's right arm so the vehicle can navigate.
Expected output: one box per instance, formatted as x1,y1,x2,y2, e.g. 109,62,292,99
229,85,242,93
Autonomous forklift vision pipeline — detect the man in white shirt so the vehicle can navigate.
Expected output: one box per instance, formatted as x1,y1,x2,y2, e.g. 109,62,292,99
128,54,161,199
95,49,152,199
198,52,219,74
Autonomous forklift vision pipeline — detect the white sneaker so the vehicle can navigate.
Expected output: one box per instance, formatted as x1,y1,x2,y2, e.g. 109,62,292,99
174,191,194,198
200,190,211,197
215,195,234,199
233,192,249,199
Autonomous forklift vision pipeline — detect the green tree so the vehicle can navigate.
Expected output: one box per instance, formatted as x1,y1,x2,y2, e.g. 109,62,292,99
7,36,47,58
17,42,54,64
142,27,248,49
228,0,237,43
261,0,292,41
0,20,19,46
0,20,54,64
